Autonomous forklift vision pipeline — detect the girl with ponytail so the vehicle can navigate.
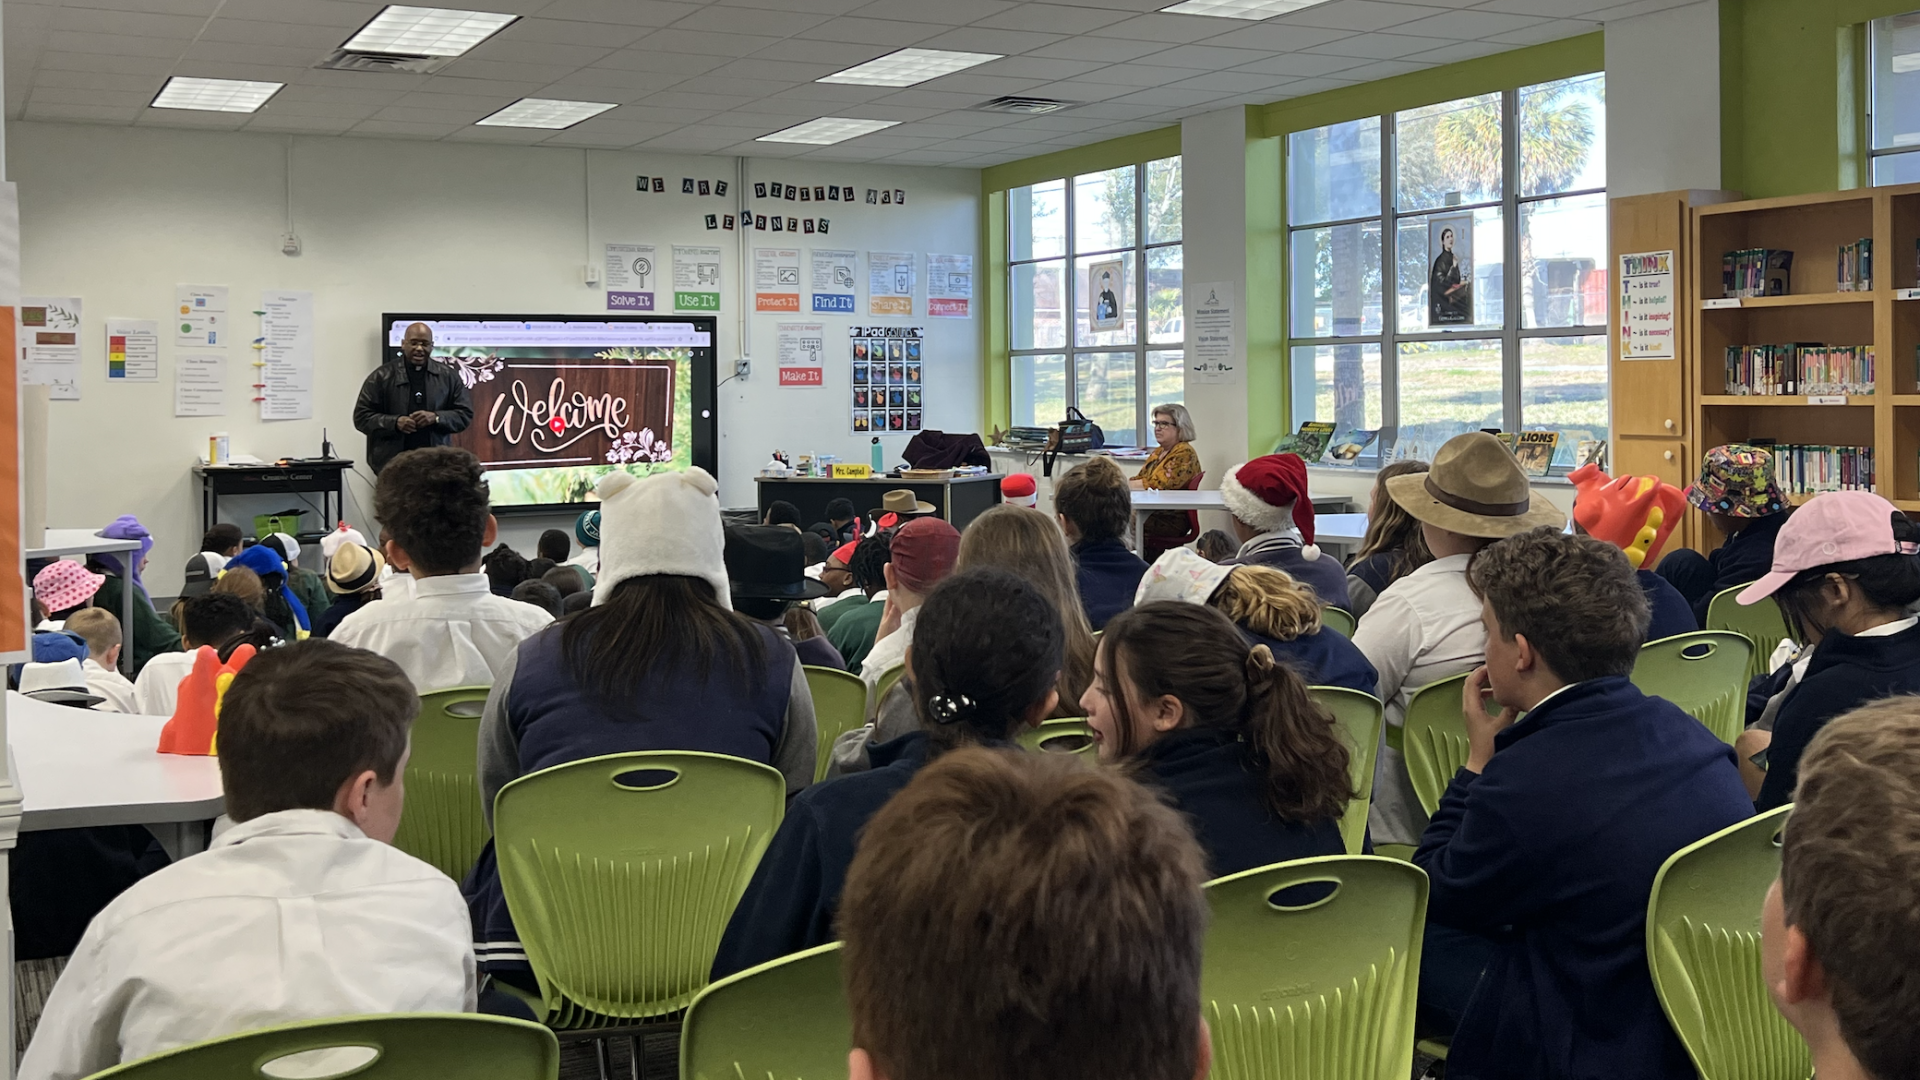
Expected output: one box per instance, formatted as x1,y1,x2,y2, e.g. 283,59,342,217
1083,601,1353,876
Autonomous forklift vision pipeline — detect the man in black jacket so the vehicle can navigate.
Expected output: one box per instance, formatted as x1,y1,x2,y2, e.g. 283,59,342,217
353,321,474,473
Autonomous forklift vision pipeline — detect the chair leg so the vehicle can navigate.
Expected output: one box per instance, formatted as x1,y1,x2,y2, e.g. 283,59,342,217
594,1036,613,1080
629,1034,644,1080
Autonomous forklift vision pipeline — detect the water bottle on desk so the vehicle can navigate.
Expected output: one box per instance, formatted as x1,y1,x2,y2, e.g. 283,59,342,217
870,436,884,474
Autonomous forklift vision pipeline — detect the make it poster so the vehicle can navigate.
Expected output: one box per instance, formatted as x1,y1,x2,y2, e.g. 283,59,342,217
1427,215,1473,326
673,245,722,312
850,326,922,434
19,296,81,400
754,248,801,312
1087,257,1123,331
1619,249,1676,361
927,254,972,318
867,251,913,316
604,242,656,311
810,248,857,314
105,318,158,381
259,290,315,420
777,321,824,387
174,284,227,347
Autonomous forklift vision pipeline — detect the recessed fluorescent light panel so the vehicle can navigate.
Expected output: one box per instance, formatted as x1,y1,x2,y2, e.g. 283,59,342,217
476,98,617,129
819,48,1003,88
756,117,901,145
151,77,284,113
343,5,518,57
1160,0,1329,18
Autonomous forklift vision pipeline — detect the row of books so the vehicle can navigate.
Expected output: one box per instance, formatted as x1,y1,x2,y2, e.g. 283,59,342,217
1750,441,1876,496
1269,422,1601,477
1838,238,1873,292
1721,248,1794,298
1722,343,1875,396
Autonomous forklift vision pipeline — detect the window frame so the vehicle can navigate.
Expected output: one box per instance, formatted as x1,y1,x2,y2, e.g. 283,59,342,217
1286,77,1607,469
1867,12,1920,184
1007,158,1182,448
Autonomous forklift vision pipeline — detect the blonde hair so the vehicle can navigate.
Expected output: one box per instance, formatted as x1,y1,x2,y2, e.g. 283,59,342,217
64,607,122,658
211,566,266,612
1210,565,1323,640
1354,459,1434,581
956,504,1097,713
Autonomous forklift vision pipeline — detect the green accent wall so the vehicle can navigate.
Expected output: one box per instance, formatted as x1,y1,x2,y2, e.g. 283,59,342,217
983,190,1009,434
1246,122,1285,460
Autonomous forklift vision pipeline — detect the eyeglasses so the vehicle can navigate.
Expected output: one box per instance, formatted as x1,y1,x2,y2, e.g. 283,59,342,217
1152,420,1177,429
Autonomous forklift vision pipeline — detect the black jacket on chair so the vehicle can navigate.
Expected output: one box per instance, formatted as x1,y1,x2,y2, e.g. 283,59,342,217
352,359,474,473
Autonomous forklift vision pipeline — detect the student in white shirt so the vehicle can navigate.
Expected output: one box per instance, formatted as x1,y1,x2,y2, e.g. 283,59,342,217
332,447,551,693
1352,432,1566,846
131,593,259,716
61,609,136,713
19,639,476,1080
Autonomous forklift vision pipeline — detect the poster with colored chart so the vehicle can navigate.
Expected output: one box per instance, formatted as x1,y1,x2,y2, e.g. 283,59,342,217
849,326,922,434
106,318,158,381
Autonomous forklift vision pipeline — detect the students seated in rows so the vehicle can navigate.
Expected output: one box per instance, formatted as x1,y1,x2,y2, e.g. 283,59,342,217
1195,528,1236,563
1221,451,1350,609
1054,456,1150,631
19,640,474,1080
858,517,960,692
312,541,385,639
711,567,1062,979
808,497,859,548
262,533,331,626
568,509,601,578
64,609,135,713
1726,491,1920,809
1569,464,1697,641
1414,528,1751,1080
1343,459,1432,619
333,447,552,692
726,524,845,670
225,543,311,641
466,467,816,979
1766,697,1920,1080
956,505,1095,712
536,527,592,591
481,542,529,598
824,535,890,672
133,594,259,716
1656,443,1791,621
841,747,1211,1080
1084,601,1352,876
1355,432,1562,847
32,558,102,630
510,579,564,618
1137,548,1376,694
198,523,243,570
763,499,804,529
812,540,860,609
85,516,179,676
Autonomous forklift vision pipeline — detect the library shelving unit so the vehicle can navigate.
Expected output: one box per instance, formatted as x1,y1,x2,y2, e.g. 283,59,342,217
1690,180,1920,522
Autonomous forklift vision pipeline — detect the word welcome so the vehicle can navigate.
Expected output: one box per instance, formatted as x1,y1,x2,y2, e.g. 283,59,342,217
489,377,631,453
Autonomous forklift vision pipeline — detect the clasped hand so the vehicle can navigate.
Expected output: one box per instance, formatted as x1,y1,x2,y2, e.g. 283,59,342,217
1461,666,1519,774
394,410,437,434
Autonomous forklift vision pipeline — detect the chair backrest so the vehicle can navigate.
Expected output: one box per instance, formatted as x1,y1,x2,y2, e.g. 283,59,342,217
1705,584,1793,684
803,665,868,782
680,943,848,1080
1647,806,1811,1080
1203,856,1427,1080
1015,716,1099,756
1320,607,1357,638
869,662,907,720
87,1014,558,1080
1401,672,1472,817
1311,687,1384,855
1631,631,1755,744
391,685,492,881
492,751,787,1028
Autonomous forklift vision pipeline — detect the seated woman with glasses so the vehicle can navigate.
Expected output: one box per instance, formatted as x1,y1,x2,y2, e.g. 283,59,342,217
1132,403,1202,563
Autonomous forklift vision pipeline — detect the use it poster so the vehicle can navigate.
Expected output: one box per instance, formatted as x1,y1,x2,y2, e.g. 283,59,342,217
850,326,922,434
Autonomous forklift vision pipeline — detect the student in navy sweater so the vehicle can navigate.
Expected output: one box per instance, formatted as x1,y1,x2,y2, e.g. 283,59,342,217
1656,443,1791,622
1725,490,1920,811
1220,452,1351,609
1054,456,1150,631
710,566,1065,980
1082,601,1353,877
1414,527,1752,1080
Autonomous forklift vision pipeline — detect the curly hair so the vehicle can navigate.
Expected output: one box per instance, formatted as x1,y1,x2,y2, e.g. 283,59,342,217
1211,564,1323,640
1467,526,1648,682
374,447,491,575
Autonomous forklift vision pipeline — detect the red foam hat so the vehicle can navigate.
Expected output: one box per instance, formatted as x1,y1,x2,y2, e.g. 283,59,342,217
1001,473,1038,508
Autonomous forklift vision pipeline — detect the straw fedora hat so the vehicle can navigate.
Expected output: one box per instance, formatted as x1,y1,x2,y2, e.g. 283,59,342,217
1386,432,1567,538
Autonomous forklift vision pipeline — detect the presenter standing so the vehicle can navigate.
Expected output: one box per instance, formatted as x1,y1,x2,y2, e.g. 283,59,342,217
354,321,474,473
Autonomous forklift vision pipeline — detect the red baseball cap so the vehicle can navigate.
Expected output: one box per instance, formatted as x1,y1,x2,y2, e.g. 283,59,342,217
889,517,960,593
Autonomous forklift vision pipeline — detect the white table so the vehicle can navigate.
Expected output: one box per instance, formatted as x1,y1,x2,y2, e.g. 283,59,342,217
28,528,145,676
1129,489,1230,550
1315,513,1370,551
7,691,224,860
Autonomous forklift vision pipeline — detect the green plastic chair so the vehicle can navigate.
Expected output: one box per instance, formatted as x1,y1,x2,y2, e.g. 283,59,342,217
1310,686,1383,855
1647,806,1811,1080
1705,583,1794,684
869,662,907,719
1320,607,1357,638
391,685,492,881
1401,672,1472,817
803,665,868,782
1203,856,1428,1080
1015,716,1099,756
86,1014,559,1079
493,751,786,1029
1631,631,1754,744
680,943,848,1080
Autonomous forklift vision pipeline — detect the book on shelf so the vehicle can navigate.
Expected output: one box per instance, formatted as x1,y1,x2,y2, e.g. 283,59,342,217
1324,428,1379,465
1724,343,1874,396
1512,431,1559,477
1575,438,1607,470
1721,248,1794,298
1273,421,1335,463
1748,438,1875,495
1838,238,1873,292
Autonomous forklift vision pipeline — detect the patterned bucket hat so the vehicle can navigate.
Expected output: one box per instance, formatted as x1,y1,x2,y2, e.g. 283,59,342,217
1685,443,1787,518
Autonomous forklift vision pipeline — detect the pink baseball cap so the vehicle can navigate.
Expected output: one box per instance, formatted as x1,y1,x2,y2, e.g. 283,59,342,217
1737,491,1919,605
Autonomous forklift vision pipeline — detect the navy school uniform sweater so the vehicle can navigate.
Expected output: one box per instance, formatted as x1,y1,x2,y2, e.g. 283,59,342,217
1413,676,1752,1080
1757,620,1920,811
1695,511,1787,622
1131,727,1347,879
1638,569,1698,643
1073,537,1151,631
1230,533,1353,611
1242,626,1378,696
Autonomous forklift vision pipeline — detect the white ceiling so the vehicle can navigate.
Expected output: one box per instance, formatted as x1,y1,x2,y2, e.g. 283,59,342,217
3,0,1691,166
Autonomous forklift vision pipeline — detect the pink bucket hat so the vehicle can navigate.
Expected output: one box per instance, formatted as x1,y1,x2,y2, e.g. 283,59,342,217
33,559,105,613
1737,491,1919,605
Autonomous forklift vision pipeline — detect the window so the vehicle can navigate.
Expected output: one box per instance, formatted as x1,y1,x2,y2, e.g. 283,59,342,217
1870,13,1920,185
1286,73,1607,470
1009,157,1182,446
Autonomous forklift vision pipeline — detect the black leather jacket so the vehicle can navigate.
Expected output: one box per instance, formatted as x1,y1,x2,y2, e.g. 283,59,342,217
352,358,474,473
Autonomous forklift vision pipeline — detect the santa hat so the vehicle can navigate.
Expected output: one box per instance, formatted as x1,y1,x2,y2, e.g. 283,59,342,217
1001,473,1038,508
320,523,366,561
1220,453,1319,561
593,467,730,609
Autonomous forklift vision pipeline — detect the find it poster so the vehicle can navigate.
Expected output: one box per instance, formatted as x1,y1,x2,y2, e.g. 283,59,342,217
850,326,922,435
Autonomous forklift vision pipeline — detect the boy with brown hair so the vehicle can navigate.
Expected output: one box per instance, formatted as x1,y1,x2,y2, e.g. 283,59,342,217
1765,697,1920,1080
840,746,1212,1080
62,608,135,713
1053,455,1149,631
20,639,474,1080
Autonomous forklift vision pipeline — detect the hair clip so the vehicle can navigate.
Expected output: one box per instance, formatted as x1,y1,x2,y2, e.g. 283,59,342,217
926,692,976,724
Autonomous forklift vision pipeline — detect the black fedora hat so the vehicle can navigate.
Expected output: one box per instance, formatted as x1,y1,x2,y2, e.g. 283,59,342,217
725,524,830,600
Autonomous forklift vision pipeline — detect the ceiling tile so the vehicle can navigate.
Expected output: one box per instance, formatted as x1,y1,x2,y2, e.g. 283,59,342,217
171,60,310,83
627,89,756,111
973,4,1138,34
590,49,731,76
49,7,206,37
1486,18,1598,45
1021,79,1142,102
1071,62,1211,87
135,107,253,129
245,115,359,133
30,86,152,107
292,67,431,91
31,69,164,93
370,104,489,123
196,17,357,49
24,102,142,123
1133,43,1272,68
272,83,409,105
213,0,383,29
539,67,688,93
849,0,1018,24
958,56,1108,80
794,16,940,47
870,87,993,108
1470,0,1620,15
1329,57,1433,80
640,128,749,151
907,28,1067,54
45,31,189,59
511,0,698,26
749,38,894,65
36,50,180,75
432,58,587,84
668,75,796,97
1193,23,1356,50
351,118,470,137
906,72,1046,95
1230,51,1362,77
631,28,785,57
1088,14,1234,44
1279,0,1452,32
1401,38,1508,64
1108,86,1230,108
60,0,223,15
1303,31,1444,59
1064,101,1170,120
672,4,833,36
1392,8,1549,38
1024,35,1168,62
500,18,652,48
717,0,873,13
757,82,898,105
703,58,847,82
1169,70,1298,94
464,39,618,68
609,105,721,124
180,40,331,67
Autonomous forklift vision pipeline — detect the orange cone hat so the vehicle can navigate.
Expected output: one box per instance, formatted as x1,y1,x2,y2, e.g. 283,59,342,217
156,644,257,756
1570,463,1686,569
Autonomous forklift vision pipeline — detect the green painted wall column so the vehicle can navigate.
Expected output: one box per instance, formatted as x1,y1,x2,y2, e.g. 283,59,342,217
1245,127,1284,460
983,189,1008,435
